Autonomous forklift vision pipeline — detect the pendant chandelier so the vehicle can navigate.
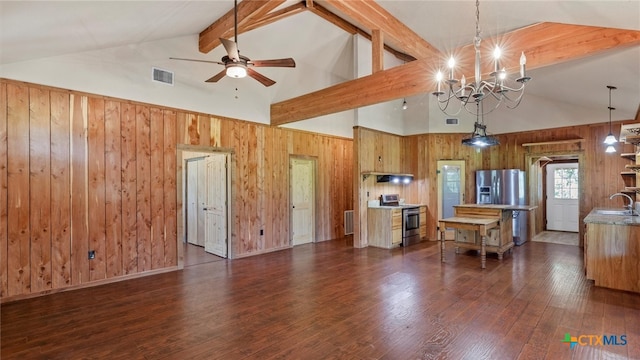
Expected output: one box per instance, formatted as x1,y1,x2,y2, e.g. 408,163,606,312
432,0,531,116
462,102,499,148
604,85,617,153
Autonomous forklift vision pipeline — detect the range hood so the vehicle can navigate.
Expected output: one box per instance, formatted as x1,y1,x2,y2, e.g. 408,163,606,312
376,174,414,184
361,171,414,184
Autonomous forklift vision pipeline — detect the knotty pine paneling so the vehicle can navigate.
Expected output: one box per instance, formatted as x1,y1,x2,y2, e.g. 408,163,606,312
104,100,122,278
88,97,106,282
7,83,31,296
50,91,71,289
0,79,353,300
70,94,89,285
121,103,138,274
29,87,52,293
163,109,177,267
0,83,8,297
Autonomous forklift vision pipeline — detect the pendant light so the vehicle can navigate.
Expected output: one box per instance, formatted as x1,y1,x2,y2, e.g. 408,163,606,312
402,98,408,110
604,85,617,153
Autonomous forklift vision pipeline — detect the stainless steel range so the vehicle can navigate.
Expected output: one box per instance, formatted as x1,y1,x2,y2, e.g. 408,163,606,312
380,194,421,247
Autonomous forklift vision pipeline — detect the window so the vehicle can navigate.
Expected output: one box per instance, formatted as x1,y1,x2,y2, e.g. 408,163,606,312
553,168,578,199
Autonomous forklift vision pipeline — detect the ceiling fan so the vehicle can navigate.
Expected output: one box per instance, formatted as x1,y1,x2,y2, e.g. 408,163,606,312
171,0,295,87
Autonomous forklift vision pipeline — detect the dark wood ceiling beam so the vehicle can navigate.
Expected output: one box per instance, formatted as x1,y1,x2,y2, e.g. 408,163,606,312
322,0,440,60
199,0,285,54
271,23,640,126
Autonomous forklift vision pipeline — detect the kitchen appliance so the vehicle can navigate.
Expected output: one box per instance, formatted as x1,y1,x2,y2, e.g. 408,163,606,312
379,194,421,247
476,169,528,245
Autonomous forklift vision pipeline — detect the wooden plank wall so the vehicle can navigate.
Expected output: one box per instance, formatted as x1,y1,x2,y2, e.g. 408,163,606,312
353,127,406,247
1,81,177,300
1,79,353,300
402,121,634,244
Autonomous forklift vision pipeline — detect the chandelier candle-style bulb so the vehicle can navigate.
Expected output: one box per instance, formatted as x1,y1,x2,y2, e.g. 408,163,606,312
461,75,466,97
493,47,501,74
448,57,455,81
432,0,531,117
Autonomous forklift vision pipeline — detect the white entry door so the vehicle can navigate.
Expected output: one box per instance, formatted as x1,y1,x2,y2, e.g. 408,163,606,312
290,158,315,246
204,153,228,257
546,163,579,232
437,160,466,240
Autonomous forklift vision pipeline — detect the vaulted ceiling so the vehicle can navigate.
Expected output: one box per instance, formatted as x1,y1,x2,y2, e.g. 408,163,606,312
1,1,639,136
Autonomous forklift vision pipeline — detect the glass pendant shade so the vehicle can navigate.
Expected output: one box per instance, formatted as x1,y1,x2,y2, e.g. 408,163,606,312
603,133,617,145
605,145,616,153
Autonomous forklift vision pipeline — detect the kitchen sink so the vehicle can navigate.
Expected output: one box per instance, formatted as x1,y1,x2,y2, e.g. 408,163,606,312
595,209,639,216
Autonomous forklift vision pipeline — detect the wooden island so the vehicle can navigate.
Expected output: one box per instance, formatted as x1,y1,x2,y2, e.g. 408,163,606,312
439,204,537,268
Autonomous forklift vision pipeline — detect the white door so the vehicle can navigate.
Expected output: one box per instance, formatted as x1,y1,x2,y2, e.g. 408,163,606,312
186,159,199,245
204,153,228,257
291,158,315,246
546,163,579,232
437,160,466,240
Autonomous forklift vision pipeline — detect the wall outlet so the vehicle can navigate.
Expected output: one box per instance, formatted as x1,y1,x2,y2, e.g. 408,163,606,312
88,250,96,260
260,229,264,236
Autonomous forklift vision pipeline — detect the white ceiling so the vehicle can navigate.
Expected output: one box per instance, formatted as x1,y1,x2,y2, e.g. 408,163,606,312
1,0,638,136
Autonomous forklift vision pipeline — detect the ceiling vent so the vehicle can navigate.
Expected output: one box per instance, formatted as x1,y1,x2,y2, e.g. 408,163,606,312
445,118,459,125
152,67,174,85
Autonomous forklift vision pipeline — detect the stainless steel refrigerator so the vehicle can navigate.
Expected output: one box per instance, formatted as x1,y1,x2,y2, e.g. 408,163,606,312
476,169,528,245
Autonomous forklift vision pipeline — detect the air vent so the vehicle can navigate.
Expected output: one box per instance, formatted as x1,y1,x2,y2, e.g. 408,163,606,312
344,210,354,235
152,67,174,85
446,118,459,125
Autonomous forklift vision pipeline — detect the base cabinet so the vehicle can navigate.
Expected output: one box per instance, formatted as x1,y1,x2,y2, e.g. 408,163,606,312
419,206,427,239
585,222,640,293
368,208,402,249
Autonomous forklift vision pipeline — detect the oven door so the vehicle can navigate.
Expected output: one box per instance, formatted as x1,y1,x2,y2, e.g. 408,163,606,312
402,208,420,238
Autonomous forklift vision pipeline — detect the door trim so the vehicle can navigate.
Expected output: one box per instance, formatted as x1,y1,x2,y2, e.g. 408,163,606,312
436,160,466,240
525,151,585,246
177,145,233,268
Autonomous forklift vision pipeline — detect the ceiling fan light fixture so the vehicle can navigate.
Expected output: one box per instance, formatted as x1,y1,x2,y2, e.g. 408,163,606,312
226,64,247,78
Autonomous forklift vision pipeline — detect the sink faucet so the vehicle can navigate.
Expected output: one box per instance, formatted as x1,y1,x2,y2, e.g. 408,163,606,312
609,193,634,210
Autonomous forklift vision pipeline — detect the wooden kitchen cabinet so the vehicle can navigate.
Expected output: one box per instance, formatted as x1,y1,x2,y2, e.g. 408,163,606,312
419,206,427,240
368,207,402,249
584,218,640,293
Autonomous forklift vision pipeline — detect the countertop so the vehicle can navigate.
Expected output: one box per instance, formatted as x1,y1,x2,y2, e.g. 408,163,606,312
368,204,426,209
584,208,640,226
453,204,538,211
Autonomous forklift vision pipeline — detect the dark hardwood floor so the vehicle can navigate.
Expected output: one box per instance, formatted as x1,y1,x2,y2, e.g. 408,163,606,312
2,239,639,359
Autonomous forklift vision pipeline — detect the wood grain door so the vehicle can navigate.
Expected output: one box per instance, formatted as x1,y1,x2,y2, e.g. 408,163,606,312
204,153,228,258
290,157,315,246
437,160,466,240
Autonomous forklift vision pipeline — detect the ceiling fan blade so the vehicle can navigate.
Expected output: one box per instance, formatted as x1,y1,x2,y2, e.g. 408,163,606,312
220,38,240,62
170,57,224,65
205,69,227,83
249,58,296,68
247,68,276,87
